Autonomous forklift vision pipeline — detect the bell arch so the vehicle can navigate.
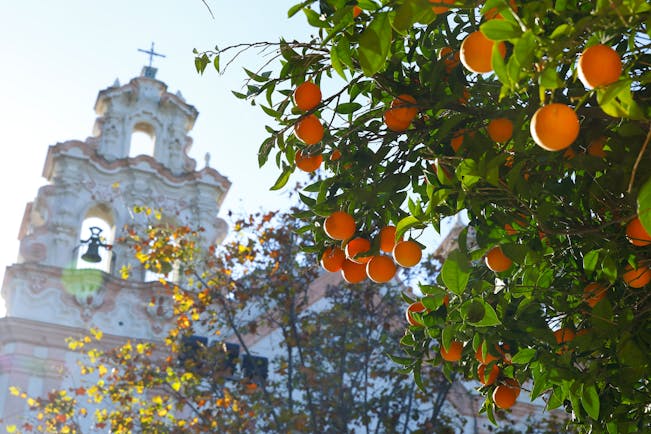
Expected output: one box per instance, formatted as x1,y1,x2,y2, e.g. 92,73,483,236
76,203,115,272
128,121,157,158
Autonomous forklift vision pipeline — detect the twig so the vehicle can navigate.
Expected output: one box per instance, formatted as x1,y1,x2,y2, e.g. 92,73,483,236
200,0,215,19
627,123,651,193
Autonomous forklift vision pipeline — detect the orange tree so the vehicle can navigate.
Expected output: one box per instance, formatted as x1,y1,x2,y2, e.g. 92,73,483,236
195,0,651,432
9,210,470,433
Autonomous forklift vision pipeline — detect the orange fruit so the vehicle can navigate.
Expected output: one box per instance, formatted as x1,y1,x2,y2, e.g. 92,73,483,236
587,136,607,158
321,246,345,273
341,259,367,283
554,328,575,344
623,262,651,288
439,47,460,72
626,216,651,246
352,5,362,18
324,211,356,241
443,293,450,307
493,382,519,409
293,81,322,111
504,378,521,398
379,225,398,253
485,246,512,272
530,104,580,151
460,31,506,74
475,344,500,364
384,109,411,132
294,114,324,145
577,44,622,89
583,282,607,308
478,363,500,385
458,88,471,105
451,131,465,153
366,255,397,283
484,0,518,20
429,0,454,14
440,341,464,362
345,237,372,264
294,149,323,172
406,301,427,326
330,149,342,161
392,240,422,268
391,94,418,120
487,118,514,143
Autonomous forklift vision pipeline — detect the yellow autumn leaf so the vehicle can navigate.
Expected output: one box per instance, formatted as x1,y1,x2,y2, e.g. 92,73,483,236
27,397,38,407
90,328,103,340
6,424,17,432
9,386,20,396
111,182,120,189
136,343,145,354
98,364,107,377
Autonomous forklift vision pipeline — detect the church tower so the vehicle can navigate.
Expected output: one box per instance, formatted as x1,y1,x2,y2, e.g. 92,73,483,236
0,67,230,426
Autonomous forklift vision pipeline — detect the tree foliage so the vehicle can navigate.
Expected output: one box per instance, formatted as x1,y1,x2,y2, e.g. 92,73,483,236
195,1,651,432
10,210,475,433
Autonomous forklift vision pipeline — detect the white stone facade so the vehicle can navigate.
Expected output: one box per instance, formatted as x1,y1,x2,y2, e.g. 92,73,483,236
0,74,230,428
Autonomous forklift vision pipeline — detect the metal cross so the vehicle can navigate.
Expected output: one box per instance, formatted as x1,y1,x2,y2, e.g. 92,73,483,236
138,42,166,68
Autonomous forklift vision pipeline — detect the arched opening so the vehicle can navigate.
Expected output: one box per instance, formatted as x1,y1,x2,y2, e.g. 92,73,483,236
77,205,115,272
129,122,156,158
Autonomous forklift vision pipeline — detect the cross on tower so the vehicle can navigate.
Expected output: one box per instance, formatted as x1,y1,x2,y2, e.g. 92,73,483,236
138,42,166,78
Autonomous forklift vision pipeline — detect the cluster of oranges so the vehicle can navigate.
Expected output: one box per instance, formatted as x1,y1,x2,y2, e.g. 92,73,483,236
319,211,423,284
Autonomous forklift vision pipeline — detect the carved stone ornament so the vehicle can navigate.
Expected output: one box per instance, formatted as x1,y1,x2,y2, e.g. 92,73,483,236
61,268,106,320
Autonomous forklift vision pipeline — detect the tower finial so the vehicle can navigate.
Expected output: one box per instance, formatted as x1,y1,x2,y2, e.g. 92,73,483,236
137,42,166,78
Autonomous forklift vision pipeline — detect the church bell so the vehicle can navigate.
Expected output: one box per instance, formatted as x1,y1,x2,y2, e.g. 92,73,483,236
80,226,110,263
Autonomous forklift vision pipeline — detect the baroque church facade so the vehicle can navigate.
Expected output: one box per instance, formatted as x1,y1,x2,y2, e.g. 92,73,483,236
0,66,230,428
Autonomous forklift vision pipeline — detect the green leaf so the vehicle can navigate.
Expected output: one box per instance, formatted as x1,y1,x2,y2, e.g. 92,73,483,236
335,102,362,114
583,249,601,276
303,7,328,28
511,348,536,364
539,66,563,89
396,215,421,240
582,384,600,420
270,166,292,191
441,250,471,295
637,177,651,235
287,1,310,18
471,300,501,327
480,19,522,41
359,12,392,76
513,31,536,67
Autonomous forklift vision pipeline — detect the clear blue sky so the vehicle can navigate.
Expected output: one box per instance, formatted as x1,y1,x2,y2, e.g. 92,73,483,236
0,1,313,307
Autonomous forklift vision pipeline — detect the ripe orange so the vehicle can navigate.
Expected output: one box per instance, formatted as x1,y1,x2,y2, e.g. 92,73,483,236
330,149,342,161
484,0,518,20
626,216,651,246
554,328,575,344
530,104,580,151
478,363,500,385
352,5,362,18
460,31,506,74
493,382,519,409
475,344,500,364
389,94,418,123
366,255,397,283
623,262,651,288
429,0,454,14
320,246,345,272
577,44,622,89
587,136,607,158
324,211,356,241
439,47,460,72
341,259,367,283
345,237,372,264
440,340,464,362
487,118,514,143
392,240,422,268
293,81,322,111
406,301,427,326
294,114,324,145
583,282,607,308
379,226,398,253
485,246,512,272
384,109,411,132
504,378,521,398
451,130,465,153
458,88,471,105
294,149,323,172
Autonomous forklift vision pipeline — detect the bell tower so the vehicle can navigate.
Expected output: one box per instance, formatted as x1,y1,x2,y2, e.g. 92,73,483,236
0,69,230,426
